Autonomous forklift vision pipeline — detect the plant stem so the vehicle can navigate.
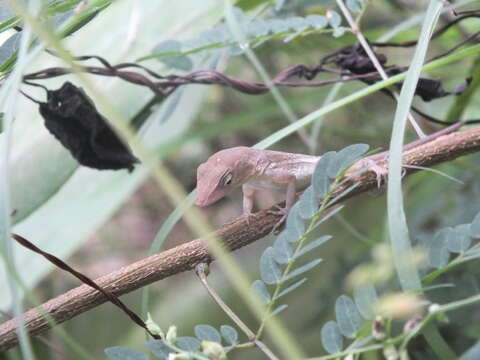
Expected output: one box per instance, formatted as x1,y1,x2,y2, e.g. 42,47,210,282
422,324,457,360
195,264,280,360
336,0,425,137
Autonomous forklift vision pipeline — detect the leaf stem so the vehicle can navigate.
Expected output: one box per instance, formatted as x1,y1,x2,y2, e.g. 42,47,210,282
195,264,280,360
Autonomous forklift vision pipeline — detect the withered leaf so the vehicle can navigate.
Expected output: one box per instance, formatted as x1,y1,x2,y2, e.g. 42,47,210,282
38,82,139,171
334,43,471,101
334,43,387,74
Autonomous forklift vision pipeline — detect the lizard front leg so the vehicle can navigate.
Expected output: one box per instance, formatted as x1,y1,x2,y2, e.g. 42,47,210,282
242,184,256,224
269,175,297,233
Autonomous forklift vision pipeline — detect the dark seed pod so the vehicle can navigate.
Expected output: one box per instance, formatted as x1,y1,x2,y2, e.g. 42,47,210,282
38,82,139,172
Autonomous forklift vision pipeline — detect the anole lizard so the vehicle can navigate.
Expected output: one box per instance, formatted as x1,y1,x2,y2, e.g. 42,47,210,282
195,122,465,220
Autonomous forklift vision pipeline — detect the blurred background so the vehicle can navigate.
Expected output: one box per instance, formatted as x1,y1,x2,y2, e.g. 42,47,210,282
1,0,480,359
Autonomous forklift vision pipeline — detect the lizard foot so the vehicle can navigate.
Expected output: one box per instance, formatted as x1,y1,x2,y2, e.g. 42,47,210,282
244,213,257,226
267,205,289,234
358,158,388,188
364,159,408,188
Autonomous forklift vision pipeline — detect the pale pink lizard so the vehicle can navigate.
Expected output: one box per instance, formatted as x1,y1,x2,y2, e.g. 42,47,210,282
195,122,464,219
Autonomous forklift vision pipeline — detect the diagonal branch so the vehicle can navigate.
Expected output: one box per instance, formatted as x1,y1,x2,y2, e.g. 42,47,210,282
0,126,479,352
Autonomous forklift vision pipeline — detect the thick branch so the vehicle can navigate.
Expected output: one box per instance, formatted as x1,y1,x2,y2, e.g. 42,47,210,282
1,127,479,352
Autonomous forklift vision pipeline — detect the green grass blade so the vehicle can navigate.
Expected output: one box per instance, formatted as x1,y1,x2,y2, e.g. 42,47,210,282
386,0,443,292
0,7,38,360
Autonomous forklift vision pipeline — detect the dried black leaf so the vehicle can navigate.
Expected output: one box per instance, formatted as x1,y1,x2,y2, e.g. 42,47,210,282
332,43,471,101
414,76,472,102
334,43,387,74
387,68,472,102
38,82,139,171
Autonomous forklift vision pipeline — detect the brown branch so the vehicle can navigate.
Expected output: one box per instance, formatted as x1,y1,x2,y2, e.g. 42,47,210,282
1,126,480,352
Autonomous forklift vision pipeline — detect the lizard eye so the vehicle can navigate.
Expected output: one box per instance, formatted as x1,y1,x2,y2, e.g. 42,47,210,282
221,172,233,186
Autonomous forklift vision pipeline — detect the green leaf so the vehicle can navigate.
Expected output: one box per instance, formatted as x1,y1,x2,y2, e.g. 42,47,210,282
285,203,305,239
386,0,443,292
251,279,271,303
321,321,343,354
10,140,78,225
353,284,378,320
260,247,282,284
143,9,339,62
335,295,362,338
332,26,346,38
105,347,149,360
220,325,238,345
297,186,318,219
0,32,20,67
312,151,335,199
151,88,186,125
145,340,173,359
447,224,472,253
460,340,480,360
294,235,331,259
274,0,286,11
152,40,193,71
286,17,309,33
194,324,221,343
327,144,369,178
271,304,288,317
305,15,328,30
284,258,322,282
248,19,271,37
470,211,480,238
327,182,360,206
464,247,480,261
0,3,13,22
327,10,342,28
312,205,345,231
176,337,201,352
273,233,293,264
346,0,363,12
275,278,307,300
429,228,450,268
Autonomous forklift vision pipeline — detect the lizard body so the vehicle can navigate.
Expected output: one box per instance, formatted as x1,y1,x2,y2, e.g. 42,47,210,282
196,147,318,215
195,122,465,218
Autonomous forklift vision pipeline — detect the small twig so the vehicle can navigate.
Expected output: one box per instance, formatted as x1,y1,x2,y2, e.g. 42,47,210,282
427,30,480,63
336,0,425,137
0,310,66,358
372,13,480,48
194,264,280,360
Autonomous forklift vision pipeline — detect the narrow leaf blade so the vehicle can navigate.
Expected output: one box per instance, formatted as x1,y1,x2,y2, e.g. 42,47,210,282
327,144,369,178
275,278,307,300
260,248,282,285
284,258,322,282
251,280,271,303
447,224,472,253
105,347,149,360
429,228,450,268
295,235,331,259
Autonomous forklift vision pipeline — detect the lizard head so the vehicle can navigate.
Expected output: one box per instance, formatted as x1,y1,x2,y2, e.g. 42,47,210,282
195,147,255,207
